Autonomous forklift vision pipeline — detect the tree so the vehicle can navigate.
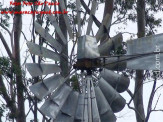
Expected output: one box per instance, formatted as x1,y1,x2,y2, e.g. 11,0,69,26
134,0,146,122
0,0,163,122
0,0,26,121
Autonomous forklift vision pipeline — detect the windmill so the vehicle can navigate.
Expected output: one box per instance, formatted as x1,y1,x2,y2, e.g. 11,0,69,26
26,0,163,122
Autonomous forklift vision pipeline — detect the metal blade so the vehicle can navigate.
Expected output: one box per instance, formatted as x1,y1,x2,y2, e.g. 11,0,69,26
27,41,60,61
101,68,130,93
90,79,100,122
127,33,163,71
76,0,81,36
103,57,127,71
99,33,123,56
74,94,85,122
45,6,67,44
34,22,62,53
57,0,73,39
86,0,97,35
40,83,72,119
96,14,111,42
29,74,65,100
54,112,74,122
95,86,116,122
26,63,61,77
98,78,126,113
61,91,79,117
74,80,86,122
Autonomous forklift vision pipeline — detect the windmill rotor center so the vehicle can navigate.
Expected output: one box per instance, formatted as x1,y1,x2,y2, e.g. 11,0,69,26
73,35,102,74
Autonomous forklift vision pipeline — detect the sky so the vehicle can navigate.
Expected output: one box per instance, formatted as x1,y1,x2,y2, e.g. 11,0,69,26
0,0,163,122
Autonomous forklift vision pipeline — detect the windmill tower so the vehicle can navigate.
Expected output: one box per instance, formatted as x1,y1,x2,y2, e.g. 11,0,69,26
26,0,163,121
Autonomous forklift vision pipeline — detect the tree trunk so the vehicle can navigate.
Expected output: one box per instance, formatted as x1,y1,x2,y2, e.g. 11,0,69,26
134,0,146,122
100,0,114,43
103,0,114,34
13,0,26,121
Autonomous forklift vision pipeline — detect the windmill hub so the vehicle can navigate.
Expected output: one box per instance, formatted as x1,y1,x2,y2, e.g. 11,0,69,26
74,35,101,73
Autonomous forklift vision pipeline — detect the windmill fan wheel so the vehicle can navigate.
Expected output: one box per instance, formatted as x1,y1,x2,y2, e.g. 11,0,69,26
26,1,130,122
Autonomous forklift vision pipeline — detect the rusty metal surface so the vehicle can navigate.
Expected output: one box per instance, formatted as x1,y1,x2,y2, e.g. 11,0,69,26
103,57,127,71
77,35,100,59
127,33,163,70
74,59,101,70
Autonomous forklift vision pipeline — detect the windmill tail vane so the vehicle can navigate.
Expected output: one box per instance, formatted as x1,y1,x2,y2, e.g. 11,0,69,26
26,0,163,121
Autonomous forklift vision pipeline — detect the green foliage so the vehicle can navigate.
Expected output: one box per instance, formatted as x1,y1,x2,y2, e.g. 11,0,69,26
0,57,11,77
70,75,79,91
0,4,10,27
114,0,162,35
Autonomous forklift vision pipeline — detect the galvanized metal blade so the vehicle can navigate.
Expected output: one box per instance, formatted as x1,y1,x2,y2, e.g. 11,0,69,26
26,63,61,77
61,91,79,117
40,83,72,119
127,33,163,71
96,14,111,42
27,41,60,61
74,80,86,122
55,91,79,122
54,112,74,122
98,78,126,113
86,0,97,35
99,33,123,56
74,94,85,122
95,86,116,122
29,74,65,100
57,0,73,39
45,6,67,45
103,56,127,71
101,68,130,93
76,0,81,36
90,78,101,122
34,22,62,53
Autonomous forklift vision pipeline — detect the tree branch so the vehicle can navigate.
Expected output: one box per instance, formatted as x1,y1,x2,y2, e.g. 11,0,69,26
0,74,18,118
0,32,12,59
145,79,157,122
0,23,12,36
80,0,101,28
